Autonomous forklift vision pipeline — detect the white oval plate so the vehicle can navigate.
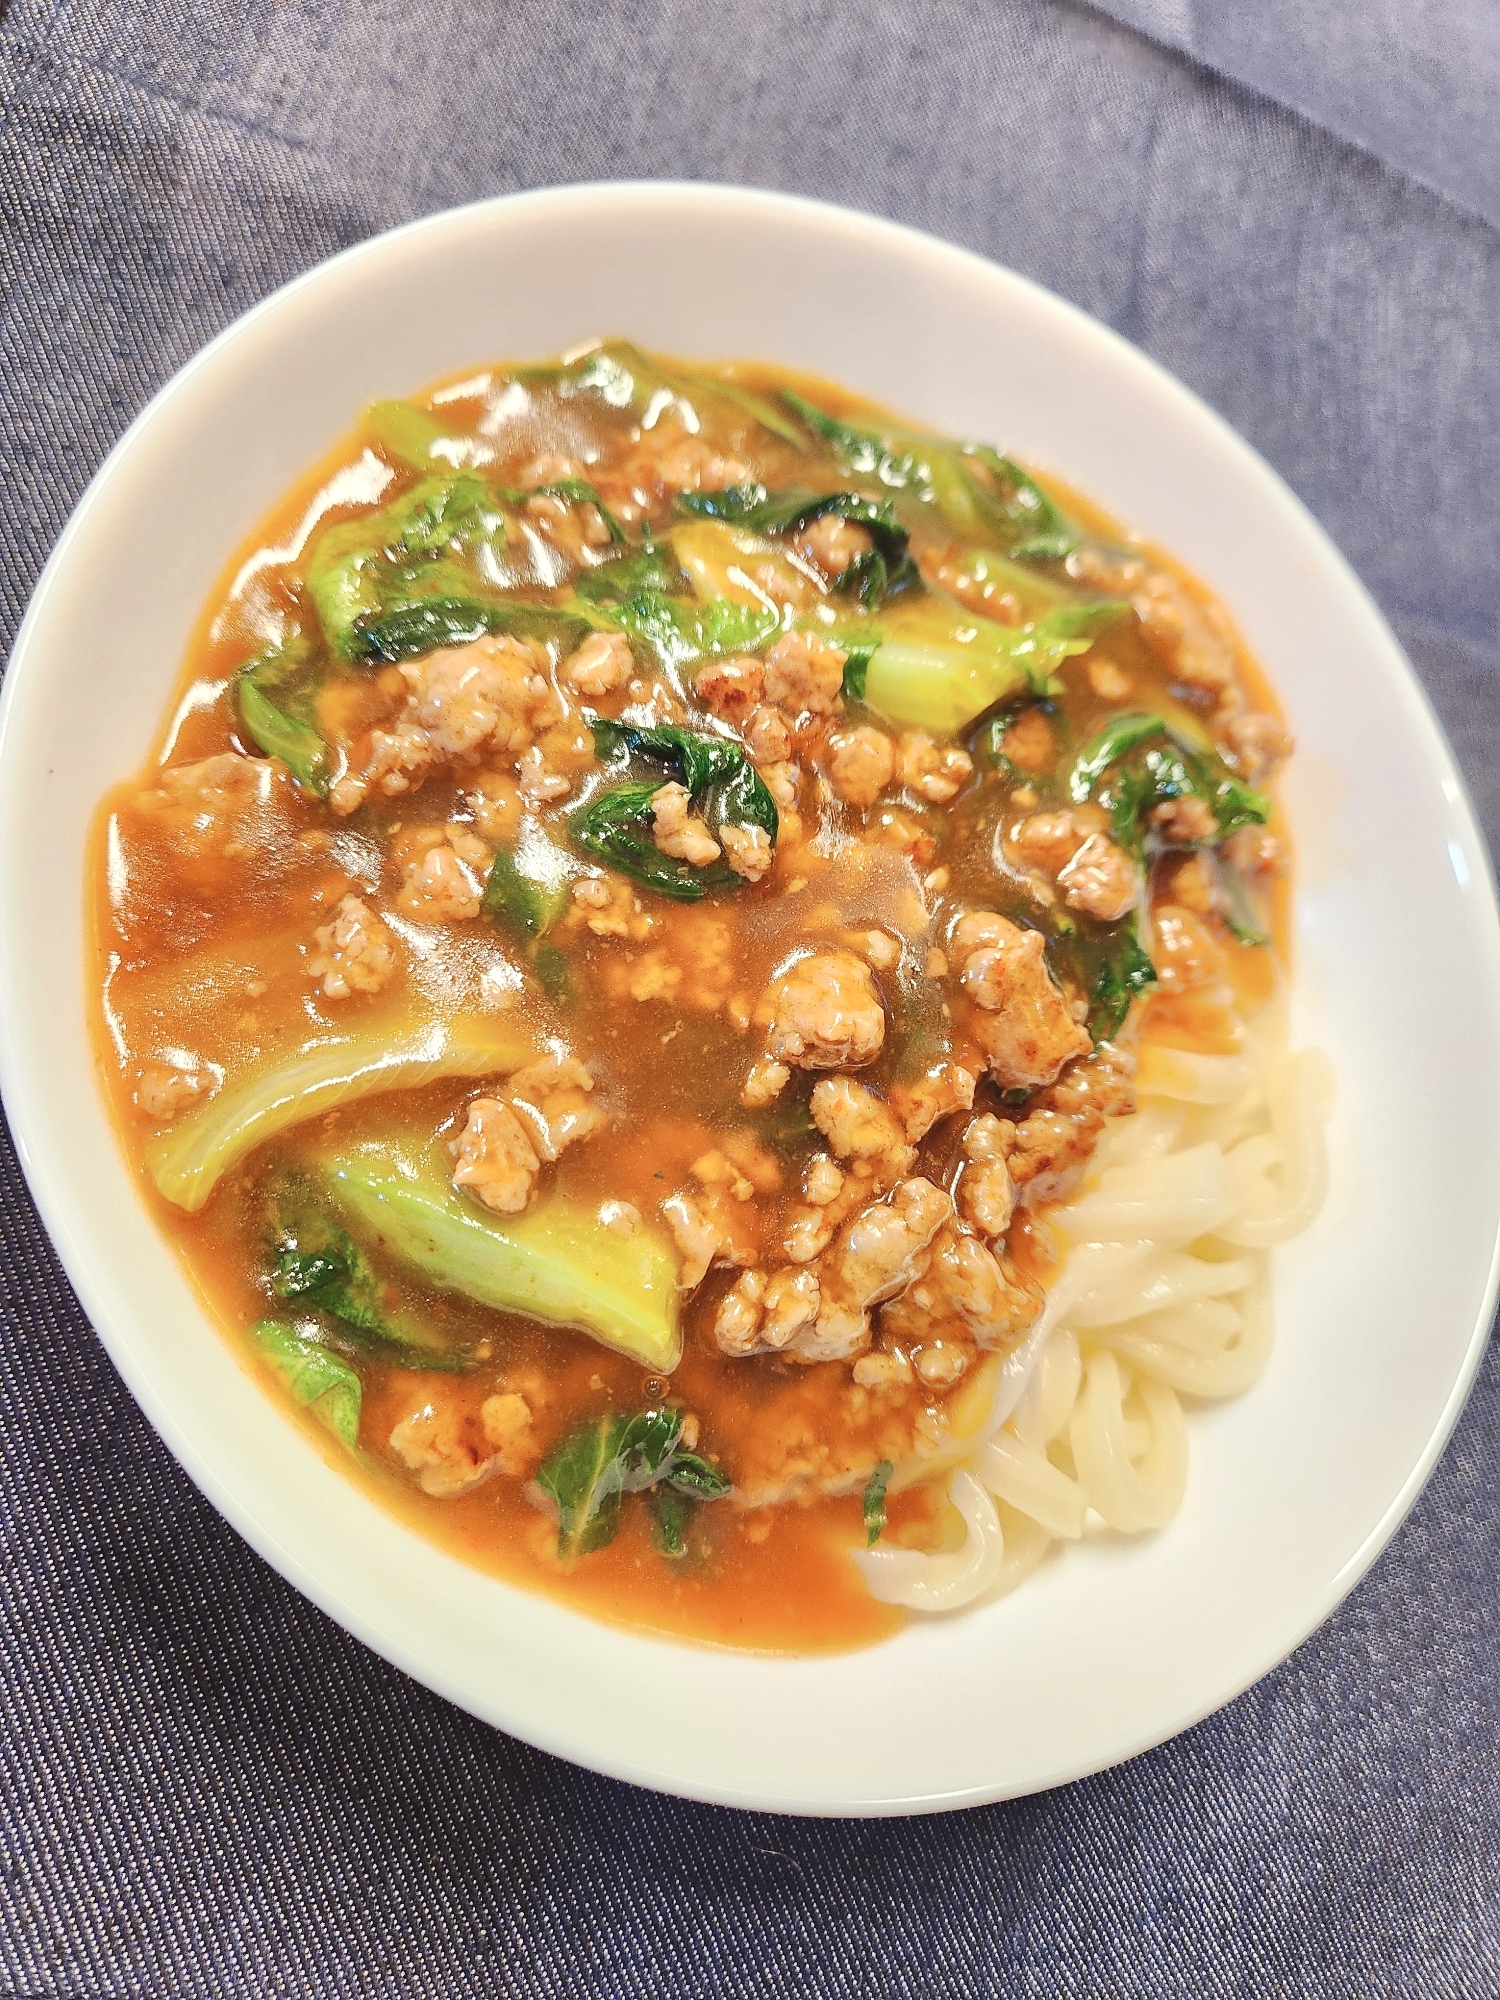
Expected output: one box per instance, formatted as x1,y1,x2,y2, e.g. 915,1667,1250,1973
2,184,1497,1815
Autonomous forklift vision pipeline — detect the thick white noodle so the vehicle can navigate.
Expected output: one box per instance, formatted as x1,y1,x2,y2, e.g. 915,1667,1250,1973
851,1470,1006,1609
860,1009,1332,1613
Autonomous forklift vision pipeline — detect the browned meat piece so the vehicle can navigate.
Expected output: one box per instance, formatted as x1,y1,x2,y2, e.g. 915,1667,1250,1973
694,656,764,725
950,911,1091,1089
762,632,847,720
789,1177,952,1362
1150,796,1218,845
1221,711,1294,781
450,1098,541,1213
898,732,973,803
827,725,895,809
308,894,398,999
1011,810,1137,922
810,1077,915,1182
650,781,721,868
882,1219,1040,1352
889,1062,978,1143
793,512,874,579
759,951,886,1069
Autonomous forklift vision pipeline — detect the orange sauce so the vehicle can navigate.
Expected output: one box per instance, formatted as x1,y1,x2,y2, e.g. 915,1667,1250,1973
88,348,1294,1650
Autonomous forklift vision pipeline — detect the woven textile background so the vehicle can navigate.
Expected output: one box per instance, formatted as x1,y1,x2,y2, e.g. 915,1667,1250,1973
2,2,1497,1995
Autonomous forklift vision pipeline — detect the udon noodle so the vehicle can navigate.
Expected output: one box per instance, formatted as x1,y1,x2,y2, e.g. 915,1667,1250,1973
855,1008,1332,1609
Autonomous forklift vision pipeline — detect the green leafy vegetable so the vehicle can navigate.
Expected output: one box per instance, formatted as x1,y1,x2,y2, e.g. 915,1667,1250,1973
839,636,882,702
364,399,487,473
264,1171,463,1370
306,472,512,662
861,600,1124,734
1067,712,1271,854
591,587,779,669
689,375,808,448
501,477,627,547
863,1459,893,1546
558,342,807,448
652,1486,691,1558
1212,853,1271,947
146,1018,532,1213
321,1144,682,1370
252,1319,363,1453
677,485,919,606
235,639,331,797
573,718,779,901
961,445,1082,561
536,1406,731,1560
571,545,689,603
783,393,1083,560
482,820,573,944
1089,924,1159,1041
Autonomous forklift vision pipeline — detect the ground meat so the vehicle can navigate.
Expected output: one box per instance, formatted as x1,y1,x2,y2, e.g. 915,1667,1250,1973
740,1057,791,1108
136,752,281,860
743,704,792,764
1150,796,1218,845
899,732,973,803
1223,825,1284,877
662,1189,750,1289
523,490,613,564
657,437,751,491
881,1219,1039,1353
389,1400,497,1499
1130,571,1236,696
714,1266,822,1357
793,512,874,579
133,1059,210,1122
761,632,846,720
760,950,886,1069
506,1053,605,1159
569,875,653,941
720,822,773,882
478,1391,539,1477
1221,711,1294,781
759,761,801,811
307,894,398,999
1058,832,1137,922
694,656,764,725
519,451,584,486
810,1077,916,1183
650,781,721,867
562,630,633,696
463,771,522,845
958,1115,1017,1238
398,840,485,921
331,636,556,816
890,1062,978,1143
827,725,895,809
1151,903,1225,991
999,708,1056,775
450,1097,541,1213
516,743,573,805
714,1269,767,1355
1010,810,1137,922
1087,657,1131,700
804,1153,845,1206
951,910,1092,1090
1011,810,1090,875
851,1349,913,1392
1041,1043,1136,1122
790,1177,951,1363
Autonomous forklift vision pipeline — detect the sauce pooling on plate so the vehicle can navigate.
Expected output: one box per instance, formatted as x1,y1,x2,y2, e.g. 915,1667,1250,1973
91,343,1311,1650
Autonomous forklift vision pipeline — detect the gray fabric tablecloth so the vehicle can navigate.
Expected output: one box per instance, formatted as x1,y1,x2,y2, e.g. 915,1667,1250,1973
2,3,1497,1993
